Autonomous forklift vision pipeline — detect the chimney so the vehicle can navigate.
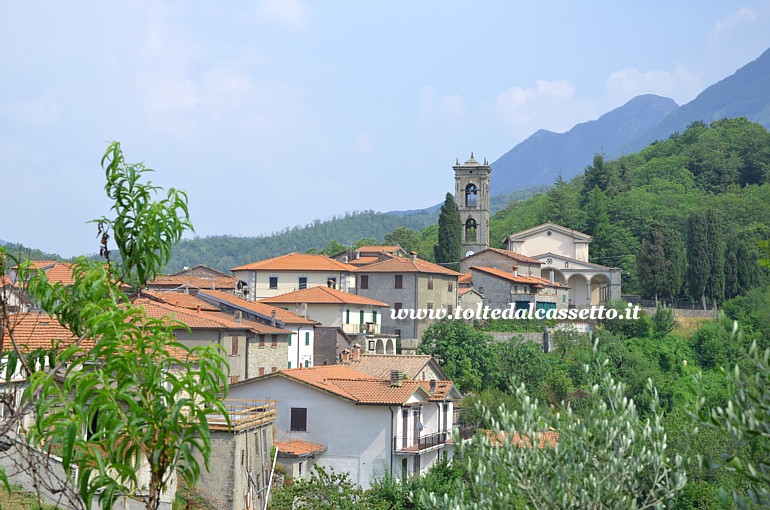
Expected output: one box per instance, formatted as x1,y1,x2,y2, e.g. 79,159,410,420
234,310,242,323
271,309,276,327
352,343,361,361
390,370,403,387
410,251,417,262
355,252,360,260
512,265,518,278
343,255,349,263
341,349,351,363
196,304,201,313
429,379,436,394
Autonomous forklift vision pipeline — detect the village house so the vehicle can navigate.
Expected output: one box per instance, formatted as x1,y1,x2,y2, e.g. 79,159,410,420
259,285,397,356
340,350,448,381
353,253,461,353
231,253,357,300
195,289,319,369
469,265,570,312
228,365,461,488
503,222,621,306
134,298,291,382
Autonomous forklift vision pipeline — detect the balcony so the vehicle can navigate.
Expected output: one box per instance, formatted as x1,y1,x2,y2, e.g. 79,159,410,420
342,322,380,335
393,431,450,453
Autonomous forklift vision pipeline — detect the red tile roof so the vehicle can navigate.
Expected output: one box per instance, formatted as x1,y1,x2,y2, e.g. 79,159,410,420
458,287,475,297
472,248,542,265
23,260,59,270
1,312,87,352
483,429,559,448
147,274,237,291
232,253,356,272
355,246,402,254
199,290,318,325
343,354,446,380
273,365,457,404
275,440,327,457
260,286,388,307
470,266,568,288
459,272,472,285
353,256,462,276
348,256,380,266
139,290,221,311
133,299,291,334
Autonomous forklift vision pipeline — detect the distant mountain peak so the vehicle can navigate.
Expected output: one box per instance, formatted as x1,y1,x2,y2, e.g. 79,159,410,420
490,46,770,195
490,94,678,193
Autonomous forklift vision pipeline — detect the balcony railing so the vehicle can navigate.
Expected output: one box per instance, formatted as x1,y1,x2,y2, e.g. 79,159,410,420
393,431,449,453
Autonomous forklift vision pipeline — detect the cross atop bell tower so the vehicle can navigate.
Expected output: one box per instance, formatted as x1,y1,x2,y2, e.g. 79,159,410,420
454,153,491,258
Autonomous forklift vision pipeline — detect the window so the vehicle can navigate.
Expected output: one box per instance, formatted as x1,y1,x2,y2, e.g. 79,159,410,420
304,360,310,368
395,275,403,289
447,305,453,316
305,332,310,345
360,310,365,325
258,367,265,377
368,340,376,351
465,183,478,208
231,336,239,356
427,275,433,290
271,335,278,348
230,375,239,384
299,461,303,476
394,302,403,315
288,334,292,346
269,276,278,289
372,310,377,323
290,408,307,431
298,277,307,290
259,335,265,348
448,280,453,292
271,366,277,373
360,275,369,289
346,309,350,324
327,277,336,289
288,361,292,369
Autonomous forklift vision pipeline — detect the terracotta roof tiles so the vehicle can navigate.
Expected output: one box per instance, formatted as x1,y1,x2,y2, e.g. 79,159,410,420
147,275,237,291
275,440,327,457
343,354,444,380
353,256,461,276
470,266,568,288
199,290,318,325
260,286,388,307
231,253,356,272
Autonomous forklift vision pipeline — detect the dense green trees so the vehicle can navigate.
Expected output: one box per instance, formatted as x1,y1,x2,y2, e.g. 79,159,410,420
434,193,461,272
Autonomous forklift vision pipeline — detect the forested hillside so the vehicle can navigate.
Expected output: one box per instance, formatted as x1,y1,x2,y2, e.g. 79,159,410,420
489,117,770,301
164,210,438,273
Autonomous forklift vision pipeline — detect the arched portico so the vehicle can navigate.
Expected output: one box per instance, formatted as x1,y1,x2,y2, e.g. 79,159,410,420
567,274,589,307
386,339,395,354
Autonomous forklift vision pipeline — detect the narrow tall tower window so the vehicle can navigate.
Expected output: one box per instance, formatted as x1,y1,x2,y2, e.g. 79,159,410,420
465,183,478,207
465,218,477,242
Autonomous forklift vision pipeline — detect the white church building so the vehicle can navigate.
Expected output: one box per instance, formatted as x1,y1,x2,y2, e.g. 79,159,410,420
503,222,621,307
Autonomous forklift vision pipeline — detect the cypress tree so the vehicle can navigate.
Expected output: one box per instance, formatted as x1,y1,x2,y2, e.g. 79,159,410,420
687,211,711,310
435,192,461,272
705,209,725,309
662,226,686,304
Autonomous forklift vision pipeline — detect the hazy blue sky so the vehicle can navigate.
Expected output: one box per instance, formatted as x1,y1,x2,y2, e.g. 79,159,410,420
2,1,770,257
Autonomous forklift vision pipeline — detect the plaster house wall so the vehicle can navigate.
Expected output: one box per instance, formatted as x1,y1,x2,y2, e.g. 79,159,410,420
247,335,290,377
234,270,354,300
229,377,394,489
506,228,589,261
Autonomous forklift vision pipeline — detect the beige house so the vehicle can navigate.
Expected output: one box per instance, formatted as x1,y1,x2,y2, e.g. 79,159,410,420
232,253,356,300
503,222,621,306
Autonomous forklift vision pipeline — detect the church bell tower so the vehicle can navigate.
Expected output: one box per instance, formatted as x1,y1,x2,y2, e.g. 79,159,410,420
454,153,491,258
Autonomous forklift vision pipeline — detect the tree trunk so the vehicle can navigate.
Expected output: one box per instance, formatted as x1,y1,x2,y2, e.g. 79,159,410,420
701,294,707,311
